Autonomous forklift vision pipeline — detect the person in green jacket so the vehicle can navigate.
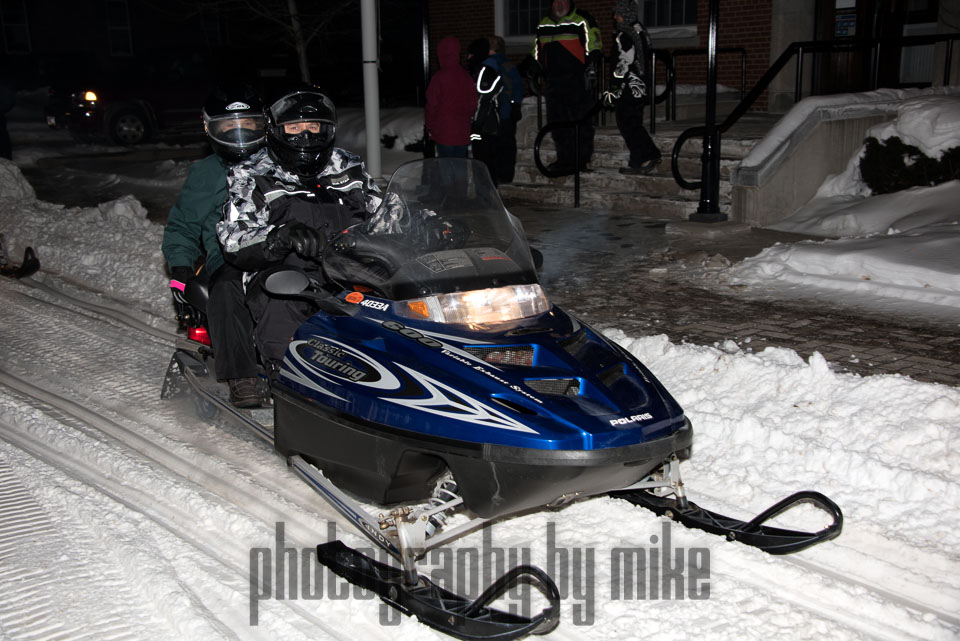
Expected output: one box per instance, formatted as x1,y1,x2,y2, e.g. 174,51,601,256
161,85,266,407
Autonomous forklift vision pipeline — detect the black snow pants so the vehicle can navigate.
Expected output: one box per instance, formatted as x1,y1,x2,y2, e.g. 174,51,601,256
544,72,594,169
615,95,661,167
207,263,259,381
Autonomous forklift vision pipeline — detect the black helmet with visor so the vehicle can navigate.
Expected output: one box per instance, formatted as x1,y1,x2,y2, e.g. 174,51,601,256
265,88,337,177
202,85,266,162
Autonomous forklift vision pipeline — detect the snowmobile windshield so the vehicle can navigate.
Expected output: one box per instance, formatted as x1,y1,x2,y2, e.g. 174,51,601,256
324,158,546,322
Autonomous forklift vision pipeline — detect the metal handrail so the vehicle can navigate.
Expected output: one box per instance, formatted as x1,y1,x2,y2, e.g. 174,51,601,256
671,32,960,192
647,48,677,134
668,47,748,120
533,101,604,208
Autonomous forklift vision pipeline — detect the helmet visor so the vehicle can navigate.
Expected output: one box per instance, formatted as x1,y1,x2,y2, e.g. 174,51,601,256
280,119,336,150
207,114,266,147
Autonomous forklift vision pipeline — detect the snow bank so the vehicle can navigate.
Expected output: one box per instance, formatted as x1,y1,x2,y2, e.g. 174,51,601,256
0,158,169,317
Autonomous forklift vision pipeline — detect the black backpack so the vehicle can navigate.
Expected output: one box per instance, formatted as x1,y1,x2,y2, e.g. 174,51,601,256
472,65,503,137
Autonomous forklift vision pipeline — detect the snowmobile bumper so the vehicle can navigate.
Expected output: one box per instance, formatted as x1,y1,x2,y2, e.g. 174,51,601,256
273,385,693,519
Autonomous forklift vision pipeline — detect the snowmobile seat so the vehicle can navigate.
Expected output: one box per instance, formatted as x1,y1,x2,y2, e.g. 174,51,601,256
183,267,210,314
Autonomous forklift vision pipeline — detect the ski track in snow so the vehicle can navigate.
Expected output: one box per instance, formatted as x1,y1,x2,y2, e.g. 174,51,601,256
0,274,957,641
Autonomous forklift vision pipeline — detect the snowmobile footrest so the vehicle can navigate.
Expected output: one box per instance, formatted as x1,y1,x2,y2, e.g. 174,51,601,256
316,540,561,640
612,489,843,554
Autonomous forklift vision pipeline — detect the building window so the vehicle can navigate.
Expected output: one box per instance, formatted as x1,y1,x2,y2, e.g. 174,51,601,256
0,0,31,54
642,0,697,27
505,0,552,37
106,0,133,56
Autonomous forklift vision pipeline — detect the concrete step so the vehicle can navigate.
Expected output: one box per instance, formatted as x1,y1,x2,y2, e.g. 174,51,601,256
510,163,731,201
518,124,761,160
499,181,713,218
507,110,774,218
531,148,739,178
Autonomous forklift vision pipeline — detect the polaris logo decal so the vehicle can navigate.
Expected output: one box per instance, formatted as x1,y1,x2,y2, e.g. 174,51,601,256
609,413,653,426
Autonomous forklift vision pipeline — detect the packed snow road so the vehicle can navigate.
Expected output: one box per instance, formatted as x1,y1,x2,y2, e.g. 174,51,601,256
0,273,957,641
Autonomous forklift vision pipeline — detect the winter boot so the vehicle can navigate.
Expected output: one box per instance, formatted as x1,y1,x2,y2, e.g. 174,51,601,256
228,377,261,408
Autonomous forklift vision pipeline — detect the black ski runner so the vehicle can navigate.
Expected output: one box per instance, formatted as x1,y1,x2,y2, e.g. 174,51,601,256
316,540,561,641
612,489,843,554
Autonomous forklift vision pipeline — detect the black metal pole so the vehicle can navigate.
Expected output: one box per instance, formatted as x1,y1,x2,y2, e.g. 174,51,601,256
690,0,725,222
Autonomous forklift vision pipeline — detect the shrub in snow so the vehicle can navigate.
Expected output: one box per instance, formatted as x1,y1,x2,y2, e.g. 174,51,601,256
858,135,960,195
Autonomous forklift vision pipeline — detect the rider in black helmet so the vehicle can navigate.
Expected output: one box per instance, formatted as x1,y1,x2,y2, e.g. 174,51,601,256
203,85,267,163
217,86,382,377
162,84,266,408
264,88,337,176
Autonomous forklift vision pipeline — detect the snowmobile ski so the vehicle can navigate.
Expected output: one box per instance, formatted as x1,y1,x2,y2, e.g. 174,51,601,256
0,234,39,279
612,460,843,554
316,540,561,641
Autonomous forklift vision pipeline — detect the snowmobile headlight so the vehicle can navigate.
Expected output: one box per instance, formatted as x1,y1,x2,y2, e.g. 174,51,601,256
397,284,550,325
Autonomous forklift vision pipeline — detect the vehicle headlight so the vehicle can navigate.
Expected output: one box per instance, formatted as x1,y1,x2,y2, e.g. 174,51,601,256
83,91,98,102
396,284,550,325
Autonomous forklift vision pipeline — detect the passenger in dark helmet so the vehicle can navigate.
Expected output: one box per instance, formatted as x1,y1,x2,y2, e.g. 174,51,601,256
162,84,266,408
217,87,382,377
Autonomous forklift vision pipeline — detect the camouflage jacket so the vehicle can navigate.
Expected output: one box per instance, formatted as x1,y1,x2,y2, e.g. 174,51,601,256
217,147,382,276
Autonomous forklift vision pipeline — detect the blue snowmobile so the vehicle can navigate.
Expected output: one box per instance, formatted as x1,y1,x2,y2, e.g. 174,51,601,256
162,158,842,641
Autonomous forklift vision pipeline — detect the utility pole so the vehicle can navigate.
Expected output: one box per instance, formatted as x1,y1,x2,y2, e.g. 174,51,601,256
361,0,381,178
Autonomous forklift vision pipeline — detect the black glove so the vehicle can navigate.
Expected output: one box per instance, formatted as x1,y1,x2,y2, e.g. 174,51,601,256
169,266,193,304
266,222,324,261
510,102,522,123
584,65,598,93
170,266,194,286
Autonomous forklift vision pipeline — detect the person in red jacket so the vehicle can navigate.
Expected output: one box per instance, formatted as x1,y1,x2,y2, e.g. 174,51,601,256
425,36,477,158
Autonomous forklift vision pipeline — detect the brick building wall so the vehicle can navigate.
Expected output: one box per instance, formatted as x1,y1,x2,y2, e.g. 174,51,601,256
672,0,772,110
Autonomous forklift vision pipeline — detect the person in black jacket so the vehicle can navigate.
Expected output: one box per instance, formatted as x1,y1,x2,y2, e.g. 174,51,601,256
604,0,662,175
532,0,603,175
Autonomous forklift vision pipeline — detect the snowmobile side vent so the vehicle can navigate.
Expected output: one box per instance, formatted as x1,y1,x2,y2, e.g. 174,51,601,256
558,330,588,357
505,326,551,336
598,364,626,389
188,326,212,346
525,378,581,396
464,345,535,366
490,396,538,415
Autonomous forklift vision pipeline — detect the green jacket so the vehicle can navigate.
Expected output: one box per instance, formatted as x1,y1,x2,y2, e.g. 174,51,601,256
161,154,229,276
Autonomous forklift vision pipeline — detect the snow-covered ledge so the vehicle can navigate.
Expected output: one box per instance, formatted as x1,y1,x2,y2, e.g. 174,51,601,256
731,86,960,227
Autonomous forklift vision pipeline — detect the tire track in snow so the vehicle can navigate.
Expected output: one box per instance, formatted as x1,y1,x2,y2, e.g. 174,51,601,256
0,451,170,641
0,374,401,641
